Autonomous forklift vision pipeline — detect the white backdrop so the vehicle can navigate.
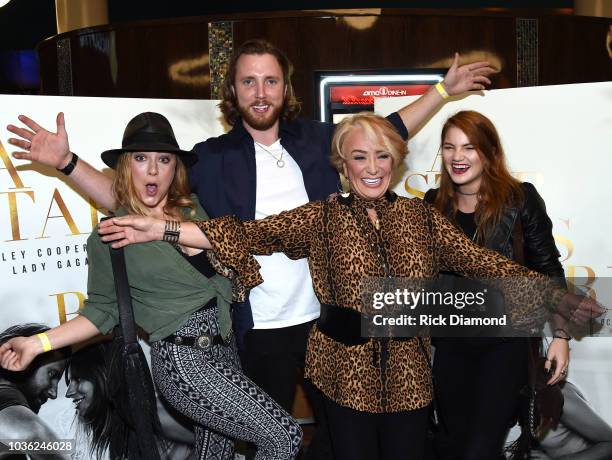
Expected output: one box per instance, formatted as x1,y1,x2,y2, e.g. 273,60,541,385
376,81,612,424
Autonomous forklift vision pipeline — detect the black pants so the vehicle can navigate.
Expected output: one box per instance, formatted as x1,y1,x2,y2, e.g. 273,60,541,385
432,339,528,460
240,320,333,460
322,394,429,460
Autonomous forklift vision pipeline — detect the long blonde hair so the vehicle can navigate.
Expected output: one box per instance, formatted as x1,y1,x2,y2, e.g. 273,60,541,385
112,153,196,219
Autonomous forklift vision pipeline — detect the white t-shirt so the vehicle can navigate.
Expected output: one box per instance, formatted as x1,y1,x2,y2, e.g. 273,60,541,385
250,140,320,329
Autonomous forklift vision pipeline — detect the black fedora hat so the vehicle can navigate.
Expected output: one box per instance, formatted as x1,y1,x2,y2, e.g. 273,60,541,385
101,112,198,168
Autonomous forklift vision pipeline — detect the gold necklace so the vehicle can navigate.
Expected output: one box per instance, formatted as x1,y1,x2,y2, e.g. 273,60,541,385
254,141,285,168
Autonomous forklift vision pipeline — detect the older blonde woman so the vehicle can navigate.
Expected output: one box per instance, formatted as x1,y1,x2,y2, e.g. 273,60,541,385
91,112,601,460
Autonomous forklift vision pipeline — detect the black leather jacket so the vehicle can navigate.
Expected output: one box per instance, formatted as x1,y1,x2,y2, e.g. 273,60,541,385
424,182,566,341
424,182,565,281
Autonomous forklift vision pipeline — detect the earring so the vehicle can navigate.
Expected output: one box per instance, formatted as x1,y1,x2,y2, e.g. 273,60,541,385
338,173,351,197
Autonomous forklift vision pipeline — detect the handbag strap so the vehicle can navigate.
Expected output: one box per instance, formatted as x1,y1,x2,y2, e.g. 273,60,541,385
109,246,138,345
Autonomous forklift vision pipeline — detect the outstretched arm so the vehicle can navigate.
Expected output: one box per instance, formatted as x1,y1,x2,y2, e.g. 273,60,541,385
397,52,496,136
98,215,211,249
97,203,321,296
7,112,116,210
428,205,605,329
98,202,321,258
0,315,99,372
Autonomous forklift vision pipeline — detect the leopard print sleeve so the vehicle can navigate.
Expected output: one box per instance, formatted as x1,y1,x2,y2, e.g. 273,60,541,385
194,202,322,294
205,250,248,303
426,203,564,331
195,215,263,292
428,204,532,278
242,201,322,260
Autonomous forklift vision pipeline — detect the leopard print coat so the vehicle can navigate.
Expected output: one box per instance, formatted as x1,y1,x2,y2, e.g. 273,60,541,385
197,193,561,413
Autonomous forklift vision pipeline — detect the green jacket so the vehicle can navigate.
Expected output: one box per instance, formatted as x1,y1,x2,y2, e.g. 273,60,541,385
80,197,233,342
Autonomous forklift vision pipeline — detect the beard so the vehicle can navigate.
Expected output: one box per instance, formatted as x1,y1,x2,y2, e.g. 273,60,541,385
238,99,284,131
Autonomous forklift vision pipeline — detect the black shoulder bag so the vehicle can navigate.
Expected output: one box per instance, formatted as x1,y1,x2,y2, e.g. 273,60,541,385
107,245,162,460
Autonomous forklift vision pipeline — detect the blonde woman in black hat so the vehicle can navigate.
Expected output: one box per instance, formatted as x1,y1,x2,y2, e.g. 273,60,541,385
0,112,303,460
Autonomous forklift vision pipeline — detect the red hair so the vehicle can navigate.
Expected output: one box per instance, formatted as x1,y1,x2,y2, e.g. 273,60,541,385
433,110,524,243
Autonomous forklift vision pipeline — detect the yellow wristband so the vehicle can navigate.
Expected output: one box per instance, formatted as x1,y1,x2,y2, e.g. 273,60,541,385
435,82,449,99
36,333,53,353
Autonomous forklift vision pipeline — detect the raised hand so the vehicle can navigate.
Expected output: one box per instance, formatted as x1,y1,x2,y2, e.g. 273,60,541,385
7,112,72,169
98,215,165,248
0,336,41,372
442,52,497,96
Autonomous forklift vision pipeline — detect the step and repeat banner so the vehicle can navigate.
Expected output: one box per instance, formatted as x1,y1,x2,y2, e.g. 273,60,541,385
0,83,610,458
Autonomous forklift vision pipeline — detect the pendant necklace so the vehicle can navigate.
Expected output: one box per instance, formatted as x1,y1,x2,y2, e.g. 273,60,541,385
254,141,285,168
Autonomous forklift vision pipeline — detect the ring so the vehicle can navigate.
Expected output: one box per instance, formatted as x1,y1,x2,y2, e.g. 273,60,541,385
561,368,568,375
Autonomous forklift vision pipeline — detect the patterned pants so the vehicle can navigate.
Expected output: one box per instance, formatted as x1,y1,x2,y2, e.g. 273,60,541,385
151,307,303,460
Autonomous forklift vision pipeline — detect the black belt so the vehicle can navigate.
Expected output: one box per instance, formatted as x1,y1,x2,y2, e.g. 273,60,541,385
317,304,412,346
318,304,415,409
162,332,225,350
162,299,225,351
318,303,367,345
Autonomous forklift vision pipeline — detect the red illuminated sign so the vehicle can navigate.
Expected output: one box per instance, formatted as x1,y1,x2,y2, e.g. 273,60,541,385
330,85,431,105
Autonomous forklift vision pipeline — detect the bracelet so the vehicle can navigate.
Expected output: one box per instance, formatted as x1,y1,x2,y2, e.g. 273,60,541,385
36,333,53,352
435,82,449,99
553,328,572,341
56,152,79,176
163,220,181,245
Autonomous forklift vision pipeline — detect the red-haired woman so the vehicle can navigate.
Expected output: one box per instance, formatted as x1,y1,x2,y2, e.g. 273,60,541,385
424,110,571,459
